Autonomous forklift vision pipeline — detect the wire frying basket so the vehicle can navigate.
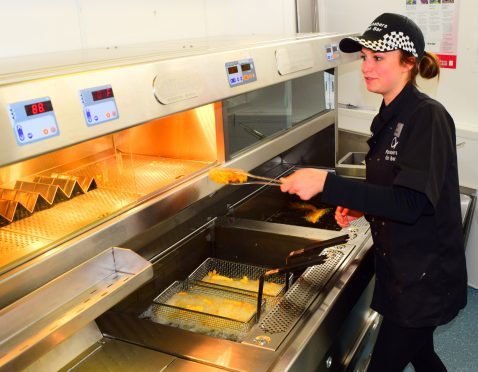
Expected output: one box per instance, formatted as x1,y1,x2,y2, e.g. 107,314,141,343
150,280,266,341
188,258,287,298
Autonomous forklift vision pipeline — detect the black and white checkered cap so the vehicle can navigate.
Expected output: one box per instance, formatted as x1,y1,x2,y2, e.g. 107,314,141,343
339,13,425,59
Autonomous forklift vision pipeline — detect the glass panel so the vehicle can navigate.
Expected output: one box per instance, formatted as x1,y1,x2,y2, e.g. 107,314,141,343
223,71,328,158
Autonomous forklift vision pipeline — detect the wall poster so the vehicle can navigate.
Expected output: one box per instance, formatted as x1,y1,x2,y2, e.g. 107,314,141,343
405,0,459,69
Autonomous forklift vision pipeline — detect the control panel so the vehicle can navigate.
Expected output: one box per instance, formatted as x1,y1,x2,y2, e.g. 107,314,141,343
225,58,257,87
325,44,340,61
9,97,60,146
79,85,119,126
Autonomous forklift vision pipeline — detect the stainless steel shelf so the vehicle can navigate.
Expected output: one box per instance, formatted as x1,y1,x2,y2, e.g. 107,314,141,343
0,247,152,370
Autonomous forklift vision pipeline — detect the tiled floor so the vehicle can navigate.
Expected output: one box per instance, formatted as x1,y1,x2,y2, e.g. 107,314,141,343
405,286,478,371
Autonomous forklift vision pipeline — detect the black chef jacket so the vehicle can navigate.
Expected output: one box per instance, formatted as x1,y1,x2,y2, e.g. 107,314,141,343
323,82,467,327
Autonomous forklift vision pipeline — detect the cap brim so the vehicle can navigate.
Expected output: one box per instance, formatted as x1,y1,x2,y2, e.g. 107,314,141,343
339,36,389,54
339,37,364,53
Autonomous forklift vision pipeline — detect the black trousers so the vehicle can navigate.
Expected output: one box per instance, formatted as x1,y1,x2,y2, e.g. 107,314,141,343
367,318,447,372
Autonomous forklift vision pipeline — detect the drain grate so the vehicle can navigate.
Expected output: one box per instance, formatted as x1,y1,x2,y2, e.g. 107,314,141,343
259,252,344,334
350,216,368,228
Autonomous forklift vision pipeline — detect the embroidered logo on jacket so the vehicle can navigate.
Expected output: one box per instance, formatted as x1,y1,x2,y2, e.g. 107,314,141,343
385,122,404,162
391,137,399,149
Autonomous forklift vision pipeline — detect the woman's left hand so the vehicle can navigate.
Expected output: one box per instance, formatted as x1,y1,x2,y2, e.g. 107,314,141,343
280,168,329,200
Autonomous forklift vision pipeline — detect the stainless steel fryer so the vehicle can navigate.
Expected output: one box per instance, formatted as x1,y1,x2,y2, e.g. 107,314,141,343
95,196,373,371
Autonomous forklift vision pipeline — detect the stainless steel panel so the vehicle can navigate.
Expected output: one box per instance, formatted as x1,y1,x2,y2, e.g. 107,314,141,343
336,152,367,179
276,44,314,75
0,248,152,370
64,338,176,372
460,193,472,224
26,322,103,372
0,34,358,167
65,337,226,372
166,359,225,372
228,218,343,241
98,315,276,371
460,185,477,248
153,72,202,105
343,310,381,371
337,129,370,161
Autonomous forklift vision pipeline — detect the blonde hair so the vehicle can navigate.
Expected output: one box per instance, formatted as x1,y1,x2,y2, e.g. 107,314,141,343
400,51,440,85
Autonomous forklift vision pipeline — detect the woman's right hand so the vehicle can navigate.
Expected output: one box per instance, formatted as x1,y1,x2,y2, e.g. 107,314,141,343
335,206,364,228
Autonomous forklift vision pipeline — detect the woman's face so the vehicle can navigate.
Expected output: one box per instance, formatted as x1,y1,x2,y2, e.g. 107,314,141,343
360,48,412,104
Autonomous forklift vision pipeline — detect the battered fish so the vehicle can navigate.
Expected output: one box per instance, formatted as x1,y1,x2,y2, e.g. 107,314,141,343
289,202,331,224
202,270,284,296
166,290,256,322
304,208,331,223
209,168,248,184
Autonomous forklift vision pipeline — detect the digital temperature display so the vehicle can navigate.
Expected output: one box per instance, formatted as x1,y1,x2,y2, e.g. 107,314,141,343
25,100,53,116
91,88,114,101
79,84,119,127
227,66,239,74
9,96,60,146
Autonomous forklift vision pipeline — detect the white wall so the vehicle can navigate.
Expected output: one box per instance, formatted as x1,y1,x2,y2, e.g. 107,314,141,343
319,0,478,132
0,0,296,58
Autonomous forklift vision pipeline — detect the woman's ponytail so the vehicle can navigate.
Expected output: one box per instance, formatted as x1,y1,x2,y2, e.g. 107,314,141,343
419,51,440,80
401,50,440,85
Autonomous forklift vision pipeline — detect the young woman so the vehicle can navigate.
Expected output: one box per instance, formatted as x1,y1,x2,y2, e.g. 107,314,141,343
280,13,467,372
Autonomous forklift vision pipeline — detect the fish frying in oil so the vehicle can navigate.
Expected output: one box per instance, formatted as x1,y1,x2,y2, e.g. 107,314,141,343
202,269,284,296
289,202,332,224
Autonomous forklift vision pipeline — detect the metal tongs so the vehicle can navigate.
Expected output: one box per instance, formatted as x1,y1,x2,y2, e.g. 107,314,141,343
256,234,349,322
238,173,282,186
